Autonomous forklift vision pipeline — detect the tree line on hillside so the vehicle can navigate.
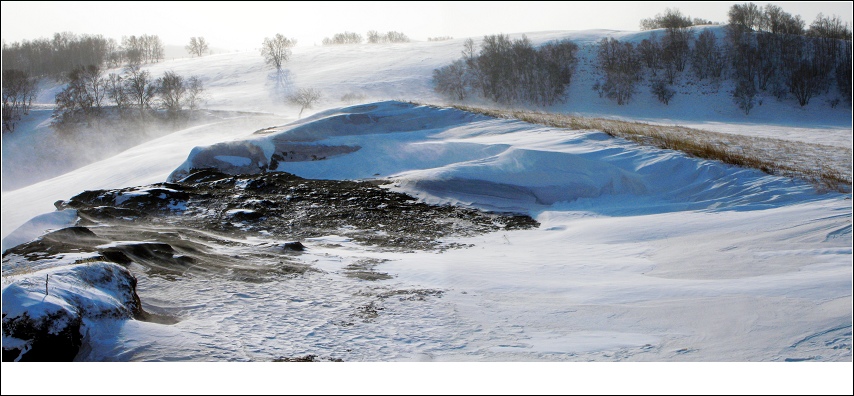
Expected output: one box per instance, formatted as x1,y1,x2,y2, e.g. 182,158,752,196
2,32,169,131
2,32,166,78
321,30,411,45
595,5,852,113
433,35,579,107
433,3,852,114
52,65,205,128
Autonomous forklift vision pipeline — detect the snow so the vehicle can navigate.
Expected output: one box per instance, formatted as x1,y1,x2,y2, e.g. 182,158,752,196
1,26,851,385
113,186,181,205
2,114,291,240
2,261,141,362
213,155,253,167
1,209,77,253
2,262,137,316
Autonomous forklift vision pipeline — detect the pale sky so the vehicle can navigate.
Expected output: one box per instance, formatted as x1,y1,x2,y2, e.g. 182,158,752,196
2,1,852,51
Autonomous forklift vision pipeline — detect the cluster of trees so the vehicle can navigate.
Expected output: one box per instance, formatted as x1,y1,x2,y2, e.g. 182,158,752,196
592,4,852,112
640,8,718,31
728,5,851,109
434,35,579,106
53,65,205,126
595,9,696,105
322,32,363,45
319,31,412,45
366,30,410,44
593,38,643,105
2,32,111,78
2,32,169,131
2,69,38,131
2,32,166,78
428,36,454,42
724,4,851,110
117,34,165,66
186,36,210,57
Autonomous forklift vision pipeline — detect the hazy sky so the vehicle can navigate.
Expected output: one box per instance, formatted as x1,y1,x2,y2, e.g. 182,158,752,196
2,1,852,51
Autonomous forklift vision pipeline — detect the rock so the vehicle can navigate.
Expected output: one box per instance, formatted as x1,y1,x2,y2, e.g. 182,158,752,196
1,284,83,362
2,262,144,362
282,241,305,252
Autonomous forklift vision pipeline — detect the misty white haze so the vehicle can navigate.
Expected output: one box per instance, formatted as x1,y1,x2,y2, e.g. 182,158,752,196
2,1,852,51
1,1,852,395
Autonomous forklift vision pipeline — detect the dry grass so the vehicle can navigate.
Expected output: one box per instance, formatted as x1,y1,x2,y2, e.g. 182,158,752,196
416,102,852,193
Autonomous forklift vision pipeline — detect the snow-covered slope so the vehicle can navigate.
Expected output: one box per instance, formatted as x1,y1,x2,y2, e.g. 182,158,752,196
171,101,826,215
148,27,852,147
3,29,850,240
2,28,851,367
5,99,850,364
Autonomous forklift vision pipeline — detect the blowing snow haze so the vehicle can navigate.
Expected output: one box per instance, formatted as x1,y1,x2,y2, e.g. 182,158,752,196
1,2,852,395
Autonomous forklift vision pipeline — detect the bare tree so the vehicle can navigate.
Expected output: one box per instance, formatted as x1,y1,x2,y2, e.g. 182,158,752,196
787,60,822,107
733,78,757,114
81,65,107,111
157,71,186,114
650,78,675,105
322,32,362,45
261,34,297,71
462,38,477,62
2,69,37,132
433,59,470,101
288,87,322,118
122,34,164,65
385,31,410,43
124,65,157,114
760,4,804,35
637,34,662,75
728,2,763,32
596,37,642,105
105,38,123,68
640,7,694,30
185,76,207,110
837,39,852,104
691,28,725,80
142,34,165,63
106,72,130,113
661,25,692,80
366,30,381,44
186,36,210,57
365,30,410,44
54,66,98,125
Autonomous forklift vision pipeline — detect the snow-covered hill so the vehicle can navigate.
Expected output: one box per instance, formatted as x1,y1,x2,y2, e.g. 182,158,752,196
3,28,850,191
1,28,852,370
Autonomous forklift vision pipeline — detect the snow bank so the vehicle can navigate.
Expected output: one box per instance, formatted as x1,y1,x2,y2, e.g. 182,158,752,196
169,101,828,215
1,209,78,253
168,101,486,181
2,261,142,361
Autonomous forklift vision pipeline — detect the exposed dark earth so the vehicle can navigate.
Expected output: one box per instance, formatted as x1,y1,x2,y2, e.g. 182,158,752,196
2,168,538,361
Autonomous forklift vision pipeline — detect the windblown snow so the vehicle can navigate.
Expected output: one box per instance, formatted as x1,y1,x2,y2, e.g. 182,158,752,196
1,28,851,365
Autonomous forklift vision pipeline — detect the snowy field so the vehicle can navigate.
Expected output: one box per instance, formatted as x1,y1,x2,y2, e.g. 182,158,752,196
2,28,852,393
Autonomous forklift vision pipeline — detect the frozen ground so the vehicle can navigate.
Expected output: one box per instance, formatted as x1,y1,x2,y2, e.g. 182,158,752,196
4,101,850,364
1,27,851,393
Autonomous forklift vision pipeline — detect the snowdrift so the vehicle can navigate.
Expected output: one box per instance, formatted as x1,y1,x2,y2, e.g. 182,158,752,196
169,101,827,214
1,28,850,365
